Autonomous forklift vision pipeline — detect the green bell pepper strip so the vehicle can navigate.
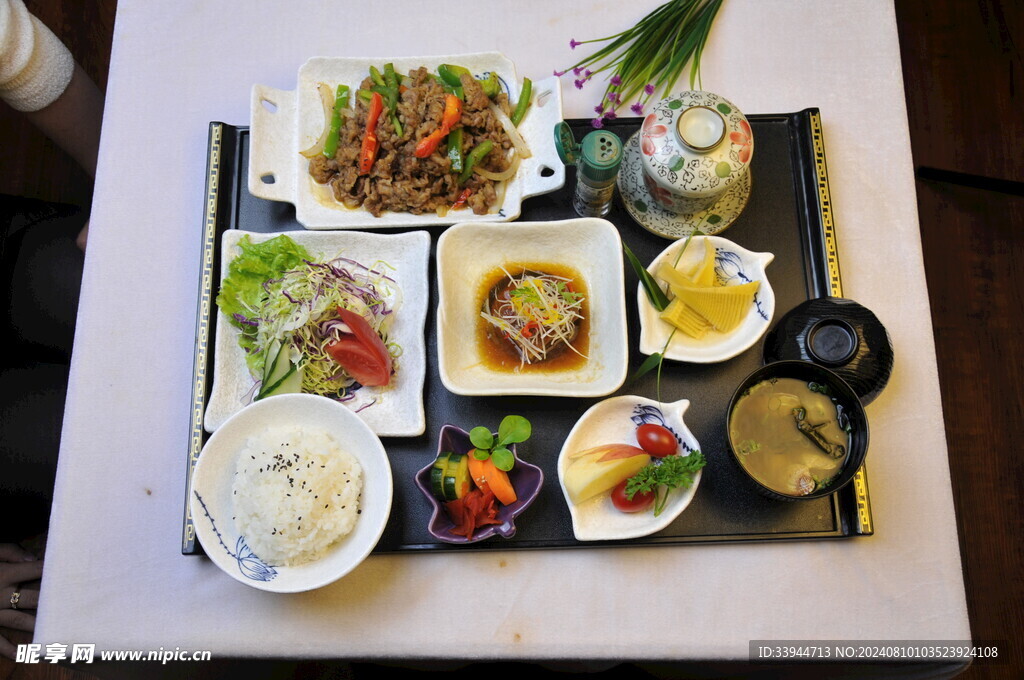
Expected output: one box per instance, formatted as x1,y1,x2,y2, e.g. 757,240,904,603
510,77,532,126
357,88,374,103
437,65,466,100
371,85,397,108
369,84,403,137
322,85,351,158
480,72,500,98
458,140,494,185
447,127,464,172
430,75,461,99
369,65,386,88
383,63,399,90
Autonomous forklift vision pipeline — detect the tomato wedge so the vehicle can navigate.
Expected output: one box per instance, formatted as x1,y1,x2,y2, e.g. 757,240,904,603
325,307,393,386
336,307,391,364
325,336,390,386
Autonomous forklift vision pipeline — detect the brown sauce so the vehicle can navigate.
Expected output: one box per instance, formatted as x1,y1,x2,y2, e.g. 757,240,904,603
476,263,589,373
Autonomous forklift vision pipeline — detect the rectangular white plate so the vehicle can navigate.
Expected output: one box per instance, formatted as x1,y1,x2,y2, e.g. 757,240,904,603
205,229,429,436
249,53,565,229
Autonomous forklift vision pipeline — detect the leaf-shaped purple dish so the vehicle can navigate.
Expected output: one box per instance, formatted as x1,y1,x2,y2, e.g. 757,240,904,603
414,424,543,544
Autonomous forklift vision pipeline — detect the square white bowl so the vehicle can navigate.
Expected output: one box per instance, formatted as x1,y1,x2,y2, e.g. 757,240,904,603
436,219,628,396
205,229,430,436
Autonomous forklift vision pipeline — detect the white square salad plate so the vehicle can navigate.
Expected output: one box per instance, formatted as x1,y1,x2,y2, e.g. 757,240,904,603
204,229,429,437
249,53,565,229
435,218,628,397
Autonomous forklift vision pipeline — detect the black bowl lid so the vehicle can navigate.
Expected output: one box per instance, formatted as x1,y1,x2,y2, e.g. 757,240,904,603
763,297,894,405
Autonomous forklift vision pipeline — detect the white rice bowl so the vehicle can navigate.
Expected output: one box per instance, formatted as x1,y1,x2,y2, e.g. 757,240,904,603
233,425,362,566
190,393,393,592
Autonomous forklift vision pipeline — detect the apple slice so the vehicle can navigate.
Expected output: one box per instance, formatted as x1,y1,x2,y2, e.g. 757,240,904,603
564,447,651,505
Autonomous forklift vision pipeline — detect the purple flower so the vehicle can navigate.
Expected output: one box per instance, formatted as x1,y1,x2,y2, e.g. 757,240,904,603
570,39,581,49
604,110,618,121
607,91,621,104
591,117,604,129
594,104,605,114
631,102,644,115
610,74,622,86
573,67,583,76
584,69,592,78
553,69,566,77
574,79,585,90
644,83,655,96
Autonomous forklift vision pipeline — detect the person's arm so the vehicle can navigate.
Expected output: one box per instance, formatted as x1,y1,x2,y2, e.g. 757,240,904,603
22,61,103,178
1,0,104,248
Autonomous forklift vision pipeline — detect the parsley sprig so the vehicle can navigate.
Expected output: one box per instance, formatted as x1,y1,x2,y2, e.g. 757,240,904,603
625,451,706,516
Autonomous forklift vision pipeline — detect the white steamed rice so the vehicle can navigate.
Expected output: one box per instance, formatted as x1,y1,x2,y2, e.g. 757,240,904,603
232,425,363,566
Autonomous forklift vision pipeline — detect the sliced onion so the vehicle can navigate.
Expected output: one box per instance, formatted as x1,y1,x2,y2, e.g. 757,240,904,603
300,82,334,159
488,101,531,159
474,150,521,181
435,204,450,218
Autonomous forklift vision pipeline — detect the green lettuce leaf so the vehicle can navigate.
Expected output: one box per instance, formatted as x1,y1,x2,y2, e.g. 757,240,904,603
216,235,311,373
216,235,311,323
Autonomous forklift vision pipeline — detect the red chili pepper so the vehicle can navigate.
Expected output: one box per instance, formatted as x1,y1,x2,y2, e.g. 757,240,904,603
414,94,462,158
522,320,540,338
452,187,472,209
359,92,384,175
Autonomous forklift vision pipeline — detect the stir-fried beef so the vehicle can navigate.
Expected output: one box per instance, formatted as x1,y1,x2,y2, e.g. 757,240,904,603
310,67,513,217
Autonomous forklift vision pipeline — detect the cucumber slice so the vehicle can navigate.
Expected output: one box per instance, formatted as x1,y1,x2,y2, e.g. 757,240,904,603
430,452,452,500
257,342,305,400
261,340,284,386
260,363,304,399
442,452,472,501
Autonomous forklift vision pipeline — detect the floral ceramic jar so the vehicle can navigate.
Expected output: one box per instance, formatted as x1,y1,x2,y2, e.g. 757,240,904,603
639,91,753,213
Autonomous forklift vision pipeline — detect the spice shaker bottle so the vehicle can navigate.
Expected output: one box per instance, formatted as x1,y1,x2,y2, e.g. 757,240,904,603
553,122,623,218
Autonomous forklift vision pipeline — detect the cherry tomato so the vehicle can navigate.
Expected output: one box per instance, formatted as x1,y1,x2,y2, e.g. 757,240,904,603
325,336,391,386
635,423,678,458
610,479,654,513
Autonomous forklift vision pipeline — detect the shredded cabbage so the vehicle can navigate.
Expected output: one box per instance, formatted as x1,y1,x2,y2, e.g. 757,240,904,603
219,235,401,401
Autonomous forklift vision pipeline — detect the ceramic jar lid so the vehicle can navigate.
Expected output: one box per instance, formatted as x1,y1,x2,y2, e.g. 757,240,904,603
640,91,753,200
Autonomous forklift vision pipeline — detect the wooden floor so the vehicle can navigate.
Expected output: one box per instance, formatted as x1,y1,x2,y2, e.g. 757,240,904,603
1,1,1020,678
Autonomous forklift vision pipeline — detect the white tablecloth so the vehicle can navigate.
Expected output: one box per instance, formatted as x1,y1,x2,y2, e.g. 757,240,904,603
37,0,970,662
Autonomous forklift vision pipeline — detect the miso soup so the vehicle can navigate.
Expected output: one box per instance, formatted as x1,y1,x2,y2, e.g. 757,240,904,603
729,377,851,496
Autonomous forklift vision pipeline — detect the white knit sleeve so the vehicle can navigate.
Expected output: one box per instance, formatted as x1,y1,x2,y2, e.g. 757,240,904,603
0,0,74,112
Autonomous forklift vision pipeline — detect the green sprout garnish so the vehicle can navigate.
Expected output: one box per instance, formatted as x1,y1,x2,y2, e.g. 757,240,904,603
468,415,532,472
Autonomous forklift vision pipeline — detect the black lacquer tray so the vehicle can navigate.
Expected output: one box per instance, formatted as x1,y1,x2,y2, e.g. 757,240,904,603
183,110,874,554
